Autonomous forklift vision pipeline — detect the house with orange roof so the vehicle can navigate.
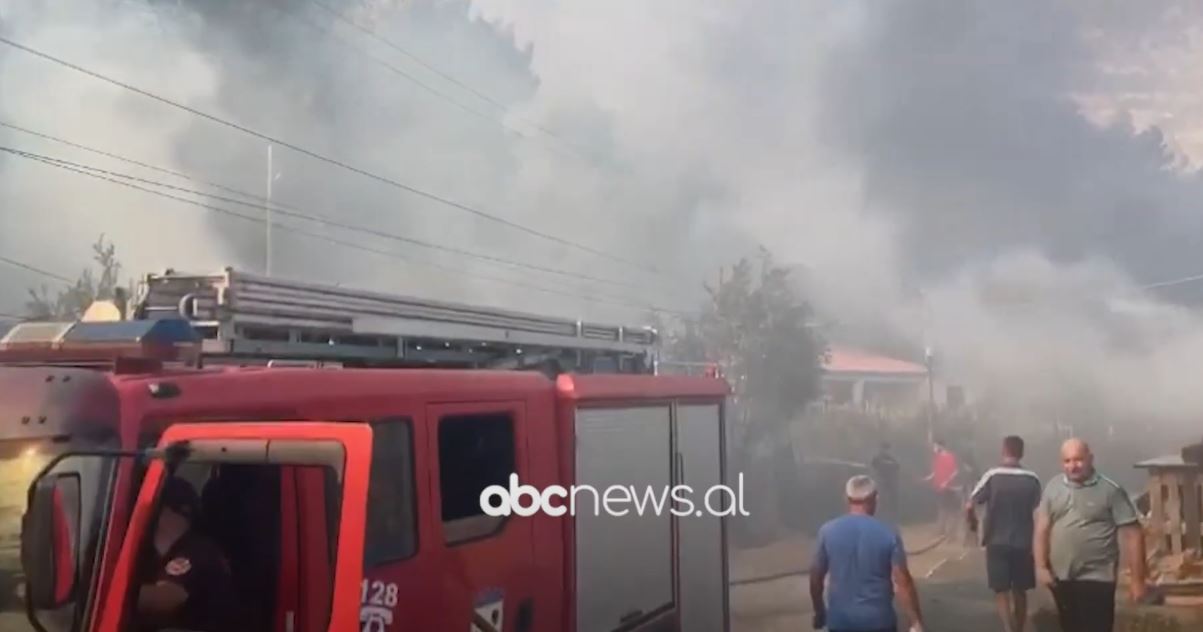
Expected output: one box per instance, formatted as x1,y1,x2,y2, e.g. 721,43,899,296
821,346,959,414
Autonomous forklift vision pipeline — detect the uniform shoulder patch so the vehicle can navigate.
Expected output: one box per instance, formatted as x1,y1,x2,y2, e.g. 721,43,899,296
165,557,192,577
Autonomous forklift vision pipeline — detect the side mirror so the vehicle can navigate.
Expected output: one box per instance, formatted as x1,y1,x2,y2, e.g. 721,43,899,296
22,473,81,611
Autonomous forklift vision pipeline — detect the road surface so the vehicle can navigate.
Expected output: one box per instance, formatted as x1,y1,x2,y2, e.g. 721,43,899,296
731,535,1203,631
731,533,1009,632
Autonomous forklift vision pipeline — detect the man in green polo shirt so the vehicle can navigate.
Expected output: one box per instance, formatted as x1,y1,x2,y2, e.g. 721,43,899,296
1033,438,1149,632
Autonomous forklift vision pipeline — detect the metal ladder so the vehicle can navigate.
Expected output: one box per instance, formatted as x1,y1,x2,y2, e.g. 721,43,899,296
133,267,658,373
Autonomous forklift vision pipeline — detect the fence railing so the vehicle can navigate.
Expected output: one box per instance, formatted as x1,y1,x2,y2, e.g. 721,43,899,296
1143,463,1203,556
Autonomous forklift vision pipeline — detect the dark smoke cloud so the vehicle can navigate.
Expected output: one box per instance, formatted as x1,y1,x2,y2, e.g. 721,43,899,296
819,0,1203,290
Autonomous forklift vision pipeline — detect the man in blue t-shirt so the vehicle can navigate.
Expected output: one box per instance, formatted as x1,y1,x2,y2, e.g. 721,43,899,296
810,475,925,632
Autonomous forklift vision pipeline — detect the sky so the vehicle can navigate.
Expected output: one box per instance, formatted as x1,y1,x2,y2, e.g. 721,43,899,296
4,0,1203,431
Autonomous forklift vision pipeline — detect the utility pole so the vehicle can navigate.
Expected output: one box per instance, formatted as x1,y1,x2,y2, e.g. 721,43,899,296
921,289,935,444
265,143,273,277
925,346,935,444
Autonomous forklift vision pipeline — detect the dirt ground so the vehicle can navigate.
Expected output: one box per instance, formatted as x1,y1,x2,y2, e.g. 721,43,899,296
729,526,1203,632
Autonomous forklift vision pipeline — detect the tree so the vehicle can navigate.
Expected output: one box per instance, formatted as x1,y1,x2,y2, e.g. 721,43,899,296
662,247,825,439
656,249,826,541
24,235,130,320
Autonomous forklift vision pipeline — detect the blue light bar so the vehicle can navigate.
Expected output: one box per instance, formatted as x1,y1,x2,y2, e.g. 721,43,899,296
60,319,201,346
0,317,202,368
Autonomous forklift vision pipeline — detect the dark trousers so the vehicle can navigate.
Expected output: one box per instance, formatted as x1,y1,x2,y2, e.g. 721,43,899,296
877,482,898,523
831,629,894,632
1050,580,1116,632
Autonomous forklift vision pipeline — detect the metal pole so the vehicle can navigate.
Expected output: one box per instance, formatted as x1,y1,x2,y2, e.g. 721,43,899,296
265,143,273,277
925,348,935,444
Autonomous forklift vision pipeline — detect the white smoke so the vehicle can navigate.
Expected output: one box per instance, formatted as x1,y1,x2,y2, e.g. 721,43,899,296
0,0,718,323
3,0,1203,443
0,3,234,286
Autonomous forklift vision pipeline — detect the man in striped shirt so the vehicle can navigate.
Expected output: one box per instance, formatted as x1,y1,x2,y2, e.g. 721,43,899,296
967,435,1042,632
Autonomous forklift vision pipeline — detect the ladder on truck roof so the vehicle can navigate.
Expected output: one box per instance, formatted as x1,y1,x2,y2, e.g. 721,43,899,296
132,267,659,374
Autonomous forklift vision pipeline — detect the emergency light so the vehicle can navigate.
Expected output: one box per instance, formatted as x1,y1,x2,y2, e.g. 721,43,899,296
0,317,201,367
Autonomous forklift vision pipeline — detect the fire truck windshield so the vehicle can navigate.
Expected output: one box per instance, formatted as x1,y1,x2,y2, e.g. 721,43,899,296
0,439,57,630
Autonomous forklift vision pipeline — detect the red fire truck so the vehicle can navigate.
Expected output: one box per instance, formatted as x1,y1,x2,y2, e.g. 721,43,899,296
1,268,731,632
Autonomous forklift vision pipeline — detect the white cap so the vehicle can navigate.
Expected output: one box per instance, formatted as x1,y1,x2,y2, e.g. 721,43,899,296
846,475,877,501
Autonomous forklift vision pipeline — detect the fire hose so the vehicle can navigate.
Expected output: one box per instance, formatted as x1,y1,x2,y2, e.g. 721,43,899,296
727,455,961,587
465,534,945,628
727,533,947,587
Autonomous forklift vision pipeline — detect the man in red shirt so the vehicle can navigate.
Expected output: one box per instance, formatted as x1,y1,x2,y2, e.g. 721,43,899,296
924,439,961,539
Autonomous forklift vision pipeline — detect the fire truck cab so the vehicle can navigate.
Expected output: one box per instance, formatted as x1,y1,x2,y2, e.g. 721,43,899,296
2,269,731,632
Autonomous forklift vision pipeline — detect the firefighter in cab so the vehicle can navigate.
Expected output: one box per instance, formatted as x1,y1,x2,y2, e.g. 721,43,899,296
135,477,238,632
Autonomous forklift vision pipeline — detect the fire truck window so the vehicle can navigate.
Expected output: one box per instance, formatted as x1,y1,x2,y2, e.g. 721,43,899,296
132,461,344,632
365,418,417,566
175,462,214,493
437,413,515,543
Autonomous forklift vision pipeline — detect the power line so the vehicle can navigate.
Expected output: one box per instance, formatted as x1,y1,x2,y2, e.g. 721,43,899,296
282,4,549,151
5,128,679,297
0,254,73,284
8,142,658,294
285,0,655,223
307,0,593,160
1140,273,1203,291
293,225,690,315
0,120,266,207
0,145,696,316
5,146,678,313
0,35,664,274
300,0,665,263
310,0,512,116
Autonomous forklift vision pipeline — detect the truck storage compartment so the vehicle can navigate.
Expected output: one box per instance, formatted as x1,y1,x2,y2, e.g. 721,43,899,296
675,404,726,632
573,405,673,632
561,373,730,632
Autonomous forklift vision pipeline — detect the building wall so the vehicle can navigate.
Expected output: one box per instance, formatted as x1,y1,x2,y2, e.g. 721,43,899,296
821,377,971,415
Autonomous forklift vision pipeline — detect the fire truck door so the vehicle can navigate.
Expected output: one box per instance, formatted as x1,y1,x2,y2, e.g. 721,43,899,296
427,402,536,632
93,422,371,632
